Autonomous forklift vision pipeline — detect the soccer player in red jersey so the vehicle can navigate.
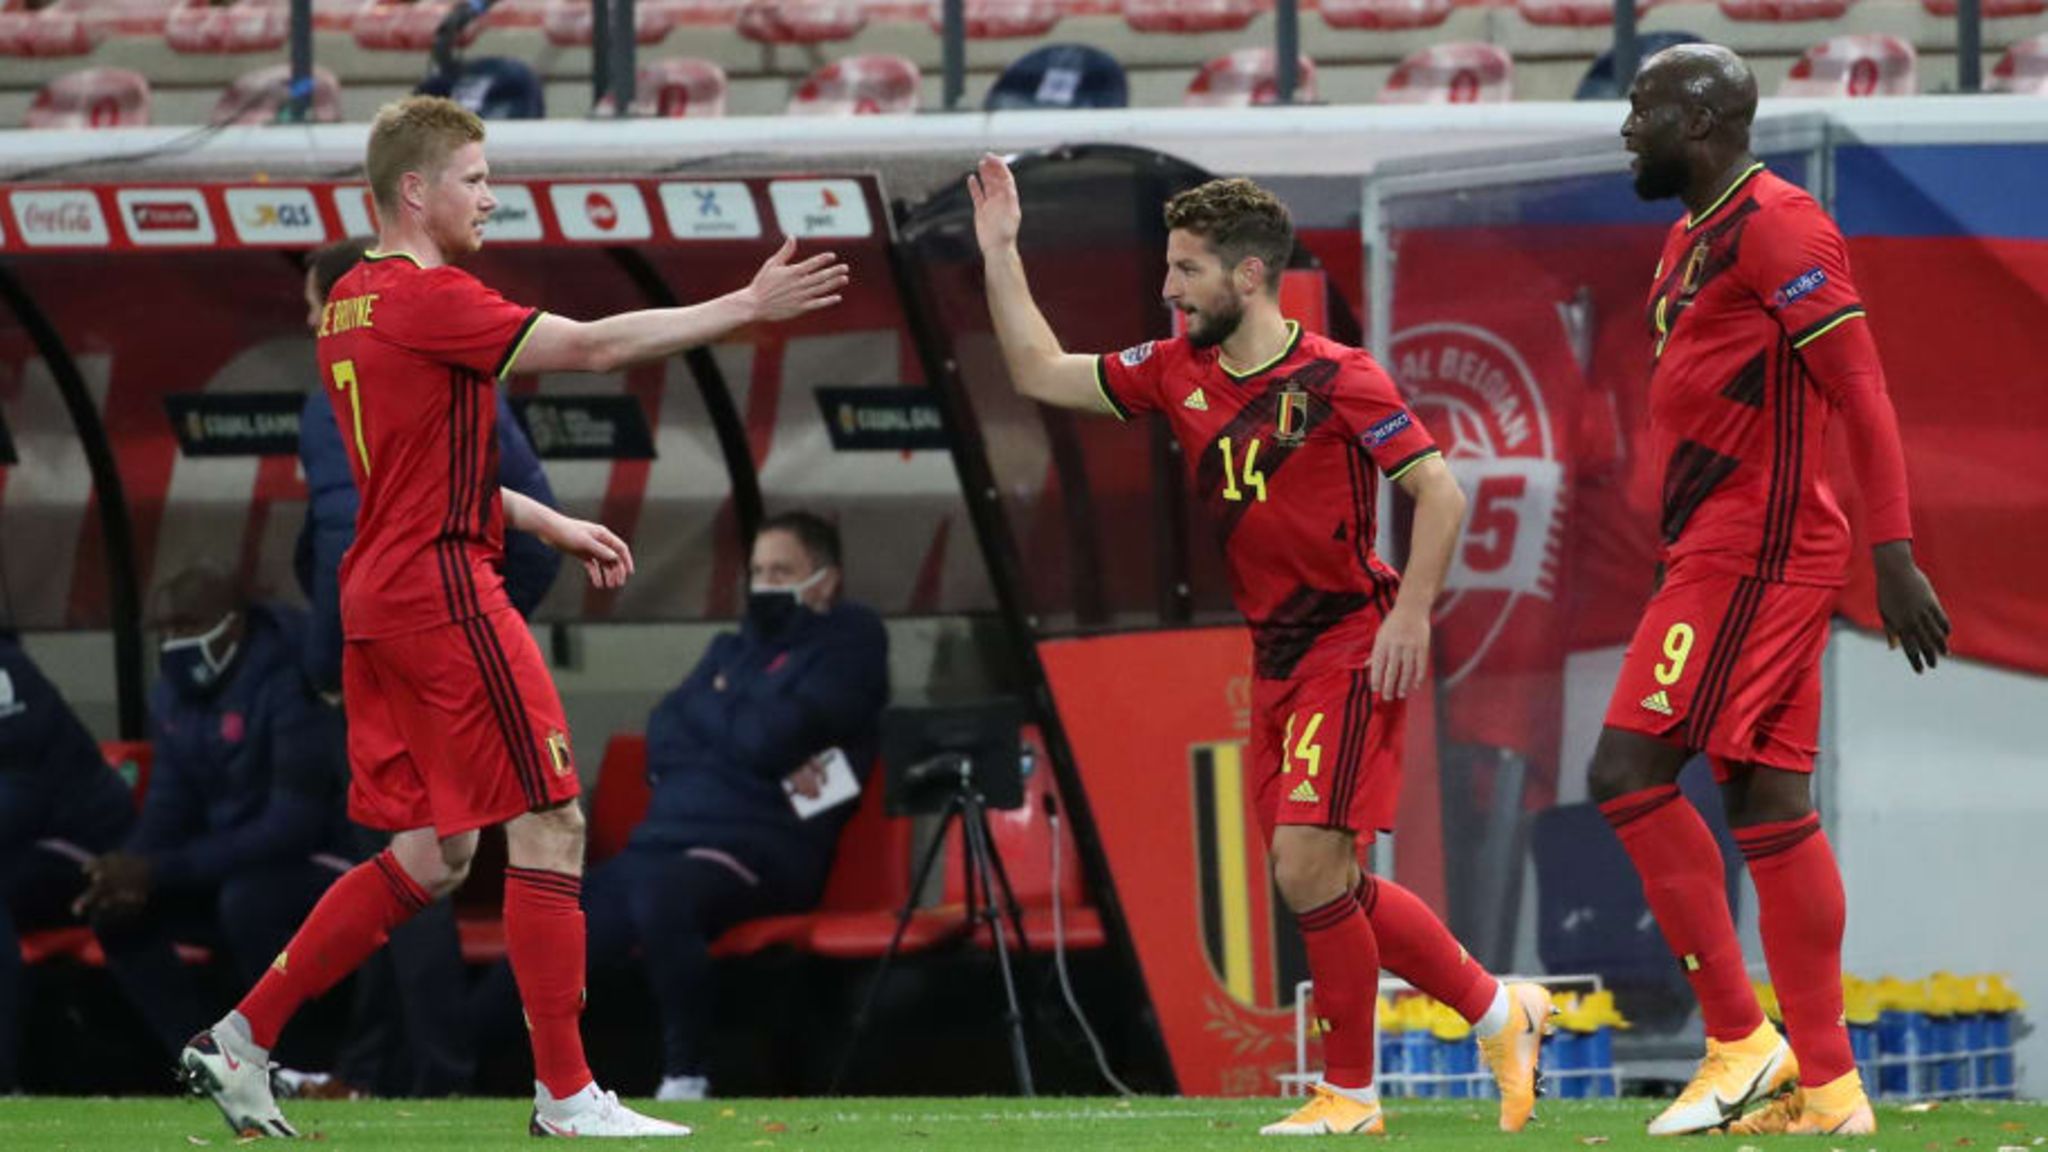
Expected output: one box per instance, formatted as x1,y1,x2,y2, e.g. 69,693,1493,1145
175,97,848,1139
971,158,1554,1136
1596,46,1950,1137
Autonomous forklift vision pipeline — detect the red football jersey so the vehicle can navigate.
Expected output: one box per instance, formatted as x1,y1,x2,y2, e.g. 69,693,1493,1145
1097,321,1441,680
316,252,543,639
1645,165,1865,586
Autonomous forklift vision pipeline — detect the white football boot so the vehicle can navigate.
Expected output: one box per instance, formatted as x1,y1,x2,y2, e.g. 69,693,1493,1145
530,1082,693,1138
177,1026,298,1138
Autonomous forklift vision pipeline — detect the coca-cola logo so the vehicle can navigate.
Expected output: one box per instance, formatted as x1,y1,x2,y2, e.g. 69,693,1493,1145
24,202,94,234
584,191,617,231
131,202,200,231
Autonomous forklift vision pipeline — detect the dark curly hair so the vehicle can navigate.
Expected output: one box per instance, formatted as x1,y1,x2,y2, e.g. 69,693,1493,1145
1162,178,1294,294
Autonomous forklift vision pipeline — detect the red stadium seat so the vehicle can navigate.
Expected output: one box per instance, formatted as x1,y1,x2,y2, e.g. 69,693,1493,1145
737,0,865,41
787,53,922,115
1778,33,1916,97
165,0,287,54
353,0,481,50
1379,41,1511,103
1125,0,1262,32
1924,0,2042,14
46,0,182,35
0,0,96,56
480,0,547,24
1183,48,1319,107
100,740,153,808
944,739,1105,952
1517,0,1645,26
593,55,729,116
929,0,1062,36
542,0,677,44
212,63,344,122
1321,0,1451,30
25,66,150,127
1990,33,2048,92
1719,0,1849,20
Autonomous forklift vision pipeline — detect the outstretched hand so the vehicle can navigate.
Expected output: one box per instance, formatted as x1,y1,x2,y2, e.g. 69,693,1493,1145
542,514,635,590
967,153,1022,253
747,236,849,323
1874,541,1950,673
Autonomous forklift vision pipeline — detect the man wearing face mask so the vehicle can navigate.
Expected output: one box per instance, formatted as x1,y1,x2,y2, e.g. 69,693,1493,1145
480,511,887,1101
76,567,353,1064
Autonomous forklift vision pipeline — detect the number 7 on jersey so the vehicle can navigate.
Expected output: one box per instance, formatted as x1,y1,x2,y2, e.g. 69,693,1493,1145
331,359,370,473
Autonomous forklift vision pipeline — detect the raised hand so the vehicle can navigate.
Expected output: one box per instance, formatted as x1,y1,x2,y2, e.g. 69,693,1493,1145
747,236,850,323
967,153,1022,253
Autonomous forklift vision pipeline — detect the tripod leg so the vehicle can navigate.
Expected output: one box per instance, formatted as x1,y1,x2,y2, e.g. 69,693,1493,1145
828,796,963,1094
963,796,1035,1096
974,803,1033,952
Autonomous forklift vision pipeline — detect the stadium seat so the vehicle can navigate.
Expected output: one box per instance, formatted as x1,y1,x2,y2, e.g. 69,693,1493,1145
1183,48,1319,107
1778,33,1916,97
787,53,921,115
47,0,182,36
165,0,287,54
1719,0,1849,21
25,66,150,127
1990,33,2048,92
479,0,547,25
929,0,1061,36
1517,0,1645,27
1924,0,2042,14
541,0,677,45
737,0,865,41
1380,41,1512,103
1575,29,1699,98
418,55,547,118
586,733,651,866
941,741,1105,952
1321,0,1452,30
593,55,728,116
1125,0,1264,33
985,42,1128,110
211,63,344,122
100,739,153,808
0,0,102,55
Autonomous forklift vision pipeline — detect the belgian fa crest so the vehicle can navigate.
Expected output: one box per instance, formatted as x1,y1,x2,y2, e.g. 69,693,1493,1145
1275,387,1309,446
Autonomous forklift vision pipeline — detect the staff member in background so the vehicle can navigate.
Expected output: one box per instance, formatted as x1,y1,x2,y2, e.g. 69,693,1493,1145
78,567,354,1065
0,633,137,1093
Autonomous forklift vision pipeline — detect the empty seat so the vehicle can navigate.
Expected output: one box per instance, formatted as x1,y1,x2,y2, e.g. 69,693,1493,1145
1778,33,1916,97
1322,0,1451,28
611,55,728,116
166,0,286,53
26,66,150,127
212,63,343,123
738,0,864,41
50,0,182,35
1125,0,1262,32
985,42,1128,110
542,0,677,44
1991,33,2048,92
929,0,1061,36
1183,48,1318,107
1517,0,1644,26
1381,41,1512,103
353,0,467,49
1719,0,1848,20
1923,0,2042,14
787,53,921,114
0,0,101,56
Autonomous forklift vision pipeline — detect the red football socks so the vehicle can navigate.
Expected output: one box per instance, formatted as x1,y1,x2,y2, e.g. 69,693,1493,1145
1600,785,1764,1043
1353,874,1498,1023
505,866,594,1100
236,851,429,1049
1297,890,1381,1090
1737,814,1854,1086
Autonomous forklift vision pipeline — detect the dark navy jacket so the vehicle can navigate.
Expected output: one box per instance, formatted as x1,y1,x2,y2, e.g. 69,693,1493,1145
0,635,133,865
633,602,890,893
129,604,351,889
295,390,561,692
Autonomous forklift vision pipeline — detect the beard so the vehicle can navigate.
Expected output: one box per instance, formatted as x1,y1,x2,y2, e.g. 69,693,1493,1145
1184,297,1245,350
1632,150,1689,201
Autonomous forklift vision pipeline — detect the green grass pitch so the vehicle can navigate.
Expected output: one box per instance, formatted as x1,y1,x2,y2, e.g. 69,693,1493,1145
0,1095,2037,1151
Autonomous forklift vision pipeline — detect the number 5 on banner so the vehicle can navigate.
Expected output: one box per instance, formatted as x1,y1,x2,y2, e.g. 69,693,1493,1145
331,359,369,473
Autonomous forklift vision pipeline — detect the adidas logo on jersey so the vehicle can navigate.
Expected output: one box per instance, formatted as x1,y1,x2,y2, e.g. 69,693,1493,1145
1640,690,1675,716
1288,778,1320,804
1183,388,1209,411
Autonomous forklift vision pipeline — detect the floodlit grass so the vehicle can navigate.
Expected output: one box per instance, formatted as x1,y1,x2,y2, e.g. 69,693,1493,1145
0,1094,2035,1150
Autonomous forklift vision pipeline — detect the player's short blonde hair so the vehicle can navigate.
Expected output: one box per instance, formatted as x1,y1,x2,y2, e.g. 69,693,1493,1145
366,96,486,218
1163,178,1295,294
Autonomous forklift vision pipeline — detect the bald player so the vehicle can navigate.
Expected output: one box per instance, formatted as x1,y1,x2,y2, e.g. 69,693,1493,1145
1591,45,1949,1137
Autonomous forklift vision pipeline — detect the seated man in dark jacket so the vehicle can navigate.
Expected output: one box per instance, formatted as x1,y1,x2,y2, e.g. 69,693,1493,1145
75,567,353,1061
482,511,888,1100
0,633,135,1092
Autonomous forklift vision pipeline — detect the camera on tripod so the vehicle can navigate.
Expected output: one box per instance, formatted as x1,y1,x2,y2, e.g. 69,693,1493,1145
881,699,1026,817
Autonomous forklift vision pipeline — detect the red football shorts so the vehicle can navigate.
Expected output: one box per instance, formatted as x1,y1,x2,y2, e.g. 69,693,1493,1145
1604,561,1836,776
1249,668,1403,843
343,606,580,837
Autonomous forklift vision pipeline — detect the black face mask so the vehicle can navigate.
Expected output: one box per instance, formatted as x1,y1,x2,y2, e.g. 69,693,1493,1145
158,612,241,700
744,568,829,638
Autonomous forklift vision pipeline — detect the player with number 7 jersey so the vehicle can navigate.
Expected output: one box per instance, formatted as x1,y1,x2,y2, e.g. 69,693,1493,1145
971,157,1557,1138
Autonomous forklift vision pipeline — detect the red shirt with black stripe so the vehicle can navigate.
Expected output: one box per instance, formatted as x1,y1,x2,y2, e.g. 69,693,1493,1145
1645,164,1878,587
316,251,543,640
1096,321,1441,680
